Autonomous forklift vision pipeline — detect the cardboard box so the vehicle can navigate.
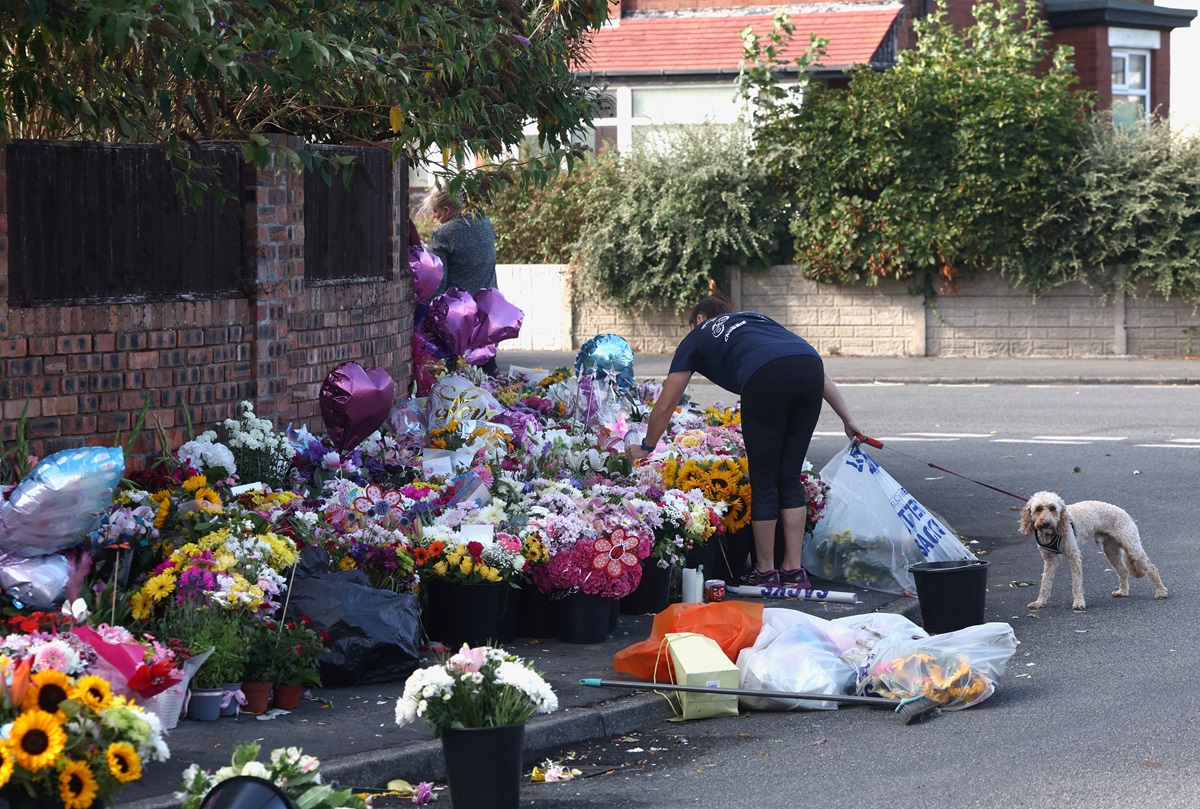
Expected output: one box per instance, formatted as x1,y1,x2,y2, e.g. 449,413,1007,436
664,632,741,719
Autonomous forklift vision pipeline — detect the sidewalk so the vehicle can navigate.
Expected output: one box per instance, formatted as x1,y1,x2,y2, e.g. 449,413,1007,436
126,584,916,809
125,352,1200,808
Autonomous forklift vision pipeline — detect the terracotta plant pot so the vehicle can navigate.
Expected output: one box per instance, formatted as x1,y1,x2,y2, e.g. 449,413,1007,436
241,682,273,713
272,684,303,710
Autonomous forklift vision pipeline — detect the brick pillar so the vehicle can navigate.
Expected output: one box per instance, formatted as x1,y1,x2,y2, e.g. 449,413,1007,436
0,146,10,341
245,135,304,426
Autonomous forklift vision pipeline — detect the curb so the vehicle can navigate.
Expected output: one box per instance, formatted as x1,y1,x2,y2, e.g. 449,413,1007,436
834,376,1200,386
124,594,928,809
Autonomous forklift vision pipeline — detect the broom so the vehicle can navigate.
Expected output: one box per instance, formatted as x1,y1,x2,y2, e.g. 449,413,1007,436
579,678,941,725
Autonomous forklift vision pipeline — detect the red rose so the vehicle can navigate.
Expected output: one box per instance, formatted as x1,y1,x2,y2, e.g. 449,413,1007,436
466,541,484,559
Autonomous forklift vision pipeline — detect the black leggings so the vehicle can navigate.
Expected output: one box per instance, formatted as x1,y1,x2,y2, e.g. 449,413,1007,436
740,354,825,521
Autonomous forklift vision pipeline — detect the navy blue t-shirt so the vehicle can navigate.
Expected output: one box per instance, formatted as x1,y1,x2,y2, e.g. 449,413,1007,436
668,312,819,394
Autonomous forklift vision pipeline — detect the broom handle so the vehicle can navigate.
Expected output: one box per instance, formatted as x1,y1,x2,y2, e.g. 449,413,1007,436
580,677,903,707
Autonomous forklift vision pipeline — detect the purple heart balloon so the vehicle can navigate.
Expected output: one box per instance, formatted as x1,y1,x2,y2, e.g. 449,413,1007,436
409,247,445,304
473,288,524,345
320,362,395,452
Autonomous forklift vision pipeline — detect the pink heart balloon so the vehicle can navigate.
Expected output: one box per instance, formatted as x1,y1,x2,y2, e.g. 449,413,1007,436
320,362,395,452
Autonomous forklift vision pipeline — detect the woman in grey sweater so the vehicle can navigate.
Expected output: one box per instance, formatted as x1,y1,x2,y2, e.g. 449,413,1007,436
424,189,500,374
425,189,498,298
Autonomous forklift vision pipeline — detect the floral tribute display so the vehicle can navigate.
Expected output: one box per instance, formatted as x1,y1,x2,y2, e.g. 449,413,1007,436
0,340,835,795
0,655,169,809
394,643,558,736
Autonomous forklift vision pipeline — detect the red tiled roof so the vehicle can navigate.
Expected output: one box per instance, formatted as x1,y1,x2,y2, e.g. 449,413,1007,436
579,8,901,74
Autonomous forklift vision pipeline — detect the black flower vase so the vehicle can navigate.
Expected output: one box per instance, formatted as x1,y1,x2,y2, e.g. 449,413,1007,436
515,581,555,639
441,723,525,809
620,561,671,615
554,592,613,644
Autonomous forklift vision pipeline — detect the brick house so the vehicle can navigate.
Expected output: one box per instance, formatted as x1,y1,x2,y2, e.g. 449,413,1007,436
578,0,1196,151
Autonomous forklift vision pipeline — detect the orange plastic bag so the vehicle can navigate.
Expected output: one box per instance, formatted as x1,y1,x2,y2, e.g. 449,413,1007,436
612,601,764,682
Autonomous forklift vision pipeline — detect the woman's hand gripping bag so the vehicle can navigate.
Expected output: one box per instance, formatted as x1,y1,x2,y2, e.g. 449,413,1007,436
802,441,974,594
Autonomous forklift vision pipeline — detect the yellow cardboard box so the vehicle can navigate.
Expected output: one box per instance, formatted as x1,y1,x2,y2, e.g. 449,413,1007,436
664,632,741,719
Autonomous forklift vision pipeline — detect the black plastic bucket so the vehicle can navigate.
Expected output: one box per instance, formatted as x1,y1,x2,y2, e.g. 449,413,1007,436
909,559,990,634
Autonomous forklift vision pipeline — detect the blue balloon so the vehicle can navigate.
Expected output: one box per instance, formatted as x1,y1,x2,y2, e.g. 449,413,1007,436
575,334,635,391
0,447,125,557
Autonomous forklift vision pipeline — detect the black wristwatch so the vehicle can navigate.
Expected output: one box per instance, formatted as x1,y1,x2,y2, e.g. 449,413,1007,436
640,438,655,452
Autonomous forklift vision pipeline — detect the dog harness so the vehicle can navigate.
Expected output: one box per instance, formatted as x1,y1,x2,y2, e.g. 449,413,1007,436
1036,517,1074,555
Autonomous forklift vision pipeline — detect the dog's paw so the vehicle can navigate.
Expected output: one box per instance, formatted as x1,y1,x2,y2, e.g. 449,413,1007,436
1155,589,1169,600
1027,600,1045,609
1072,601,1086,611
1112,589,1129,598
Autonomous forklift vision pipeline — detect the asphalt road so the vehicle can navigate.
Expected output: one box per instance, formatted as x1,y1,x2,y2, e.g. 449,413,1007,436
476,381,1200,809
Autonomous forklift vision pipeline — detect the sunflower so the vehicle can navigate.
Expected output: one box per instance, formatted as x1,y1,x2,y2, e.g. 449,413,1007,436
152,490,172,528
723,484,753,533
706,467,742,501
182,474,208,493
23,669,73,718
0,742,15,788
674,460,708,494
105,741,143,783
59,759,100,809
10,709,67,771
143,572,176,602
72,674,115,712
659,459,680,488
192,487,222,512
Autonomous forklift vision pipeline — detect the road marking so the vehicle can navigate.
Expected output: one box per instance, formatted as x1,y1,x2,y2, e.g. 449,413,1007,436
929,383,991,388
1031,435,1127,441
902,432,993,438
991,439,1092,445
1134,443,1200,449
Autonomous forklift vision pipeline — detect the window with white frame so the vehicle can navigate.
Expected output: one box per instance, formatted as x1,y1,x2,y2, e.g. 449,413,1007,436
568,84,752,155
1111,48,1151,129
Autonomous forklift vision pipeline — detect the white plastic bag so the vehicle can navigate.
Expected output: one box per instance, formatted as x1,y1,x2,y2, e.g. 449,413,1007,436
735,609,858,711
802,442,974,594
856,621,1019,710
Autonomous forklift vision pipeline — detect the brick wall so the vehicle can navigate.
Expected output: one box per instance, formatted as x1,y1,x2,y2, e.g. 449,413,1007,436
549,264,1200,357
0,140,414,466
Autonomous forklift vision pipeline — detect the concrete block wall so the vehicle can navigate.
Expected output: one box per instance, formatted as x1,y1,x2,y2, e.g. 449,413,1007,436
496,264,572,351
504,263,1200,357
0,140,414,465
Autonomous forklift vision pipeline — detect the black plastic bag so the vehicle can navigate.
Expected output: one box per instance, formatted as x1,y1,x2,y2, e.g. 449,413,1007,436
285,570,421,687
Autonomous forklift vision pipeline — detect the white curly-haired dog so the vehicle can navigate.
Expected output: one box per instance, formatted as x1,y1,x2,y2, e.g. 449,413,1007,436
1019,491,1168,610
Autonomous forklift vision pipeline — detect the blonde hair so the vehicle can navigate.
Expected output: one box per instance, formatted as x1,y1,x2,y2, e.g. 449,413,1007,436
423,188,464,217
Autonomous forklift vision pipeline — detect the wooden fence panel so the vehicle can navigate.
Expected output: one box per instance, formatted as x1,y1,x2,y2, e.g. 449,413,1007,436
6,141,244,305
304,146,393,283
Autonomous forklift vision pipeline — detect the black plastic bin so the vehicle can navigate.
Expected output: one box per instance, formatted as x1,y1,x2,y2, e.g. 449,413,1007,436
908,559,990,634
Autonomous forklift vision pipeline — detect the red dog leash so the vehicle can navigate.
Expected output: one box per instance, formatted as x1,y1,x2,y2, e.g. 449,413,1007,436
854,433,1029,503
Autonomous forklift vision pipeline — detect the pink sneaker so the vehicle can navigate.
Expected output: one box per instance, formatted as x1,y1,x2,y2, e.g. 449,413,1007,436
779,567,812,590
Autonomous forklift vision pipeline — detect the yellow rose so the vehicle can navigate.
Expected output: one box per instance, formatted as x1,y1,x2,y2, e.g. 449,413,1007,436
433,561,449,576
459,557,473,576
481,566,502,583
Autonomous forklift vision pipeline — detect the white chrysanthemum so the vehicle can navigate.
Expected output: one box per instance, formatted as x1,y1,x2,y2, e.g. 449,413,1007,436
494,661,558,713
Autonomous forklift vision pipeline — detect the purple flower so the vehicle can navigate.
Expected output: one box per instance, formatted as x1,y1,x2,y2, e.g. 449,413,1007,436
412,781,433,804
513,35,531,47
